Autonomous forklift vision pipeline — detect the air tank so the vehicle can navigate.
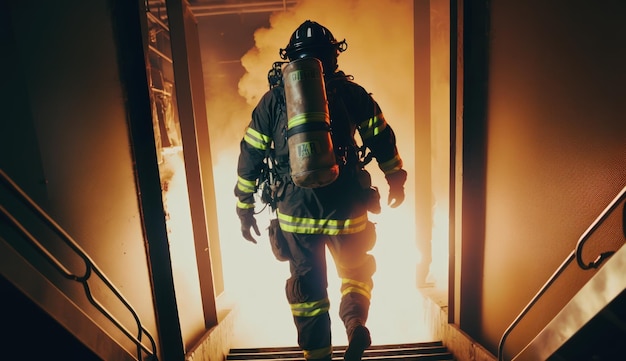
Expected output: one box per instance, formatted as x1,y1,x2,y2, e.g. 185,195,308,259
282,57,338,188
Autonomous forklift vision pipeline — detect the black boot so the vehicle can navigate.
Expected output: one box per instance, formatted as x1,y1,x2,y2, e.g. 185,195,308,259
344,325,371,361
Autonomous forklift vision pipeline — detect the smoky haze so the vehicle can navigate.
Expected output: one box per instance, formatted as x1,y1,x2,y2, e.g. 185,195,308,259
238,0,415,182
202,0,424,348
206,0,415,201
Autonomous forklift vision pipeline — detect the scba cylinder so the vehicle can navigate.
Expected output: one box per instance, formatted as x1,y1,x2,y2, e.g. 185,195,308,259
283,57,338,188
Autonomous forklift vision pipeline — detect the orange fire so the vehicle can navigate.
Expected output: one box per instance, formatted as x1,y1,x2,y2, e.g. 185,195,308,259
162,0,450,349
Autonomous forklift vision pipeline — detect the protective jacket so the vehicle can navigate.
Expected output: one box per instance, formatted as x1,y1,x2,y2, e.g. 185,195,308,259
235,71,403,234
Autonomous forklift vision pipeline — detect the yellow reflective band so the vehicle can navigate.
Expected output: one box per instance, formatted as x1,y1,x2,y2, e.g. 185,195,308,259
341,279,372,300
288,112,328,129
237,200,254,210
342,286,372,300
277,211,368,235
244,127,271,150
290,298,330,317
304,346,332,360
359,113,388,140
237,176,256,193
342,278,373,293
379,156,403,175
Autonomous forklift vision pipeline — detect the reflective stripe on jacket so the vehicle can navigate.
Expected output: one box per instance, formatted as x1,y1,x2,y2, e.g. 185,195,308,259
235,71,403,219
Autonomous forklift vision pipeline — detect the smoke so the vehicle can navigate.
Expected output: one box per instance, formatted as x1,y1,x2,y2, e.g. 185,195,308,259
206,0,416,220
207,1,414,157
238,0,415,171
205,0,424,347
208,0,417,195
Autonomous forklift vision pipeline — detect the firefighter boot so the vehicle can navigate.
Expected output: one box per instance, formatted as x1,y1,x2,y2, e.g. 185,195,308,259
344,325,371,361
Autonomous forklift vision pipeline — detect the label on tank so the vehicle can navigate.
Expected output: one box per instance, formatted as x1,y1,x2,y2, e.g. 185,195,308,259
290,69,321,82
296,141,319,158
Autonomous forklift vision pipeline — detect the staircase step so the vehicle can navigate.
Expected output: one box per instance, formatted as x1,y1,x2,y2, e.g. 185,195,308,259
227,341,455,360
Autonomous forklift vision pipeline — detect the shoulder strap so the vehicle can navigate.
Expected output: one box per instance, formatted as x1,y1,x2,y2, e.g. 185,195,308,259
325,75,370,169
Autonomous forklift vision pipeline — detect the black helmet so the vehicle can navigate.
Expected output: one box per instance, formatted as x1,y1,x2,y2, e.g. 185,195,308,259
280,20,347,73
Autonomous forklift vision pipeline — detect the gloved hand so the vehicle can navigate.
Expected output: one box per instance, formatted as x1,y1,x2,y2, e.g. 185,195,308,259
237,207,260,244
385,169,407,208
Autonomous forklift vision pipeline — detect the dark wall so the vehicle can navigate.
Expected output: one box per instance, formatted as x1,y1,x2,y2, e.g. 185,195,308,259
0,0,48,204
0,275,101,360
462,0,626,357
0,0,160,358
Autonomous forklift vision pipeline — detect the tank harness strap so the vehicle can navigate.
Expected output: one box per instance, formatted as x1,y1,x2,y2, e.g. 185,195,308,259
286,121,330,138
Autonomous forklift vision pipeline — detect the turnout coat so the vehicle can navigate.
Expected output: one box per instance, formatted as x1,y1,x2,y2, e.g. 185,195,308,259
235,71,403,235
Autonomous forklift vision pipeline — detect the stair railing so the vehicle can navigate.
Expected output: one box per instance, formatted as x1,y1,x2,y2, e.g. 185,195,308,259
0,169,158,361
497,184,626,361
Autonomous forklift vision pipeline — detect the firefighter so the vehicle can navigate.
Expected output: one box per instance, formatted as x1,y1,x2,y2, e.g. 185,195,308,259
234,20,407,361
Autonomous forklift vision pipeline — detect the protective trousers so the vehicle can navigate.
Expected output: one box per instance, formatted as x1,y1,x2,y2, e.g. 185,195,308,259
281,222,377,360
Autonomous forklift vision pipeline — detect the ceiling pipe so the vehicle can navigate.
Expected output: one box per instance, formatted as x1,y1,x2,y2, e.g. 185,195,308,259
189,0,299,16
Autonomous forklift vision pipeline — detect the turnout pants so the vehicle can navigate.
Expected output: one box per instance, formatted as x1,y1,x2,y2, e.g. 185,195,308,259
280,221,377,360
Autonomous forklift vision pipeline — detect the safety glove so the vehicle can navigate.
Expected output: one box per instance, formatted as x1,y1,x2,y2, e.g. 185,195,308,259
385,169,407,208
236,207,260,244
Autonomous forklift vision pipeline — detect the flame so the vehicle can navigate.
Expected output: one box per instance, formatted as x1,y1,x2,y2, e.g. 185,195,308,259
213,154,431,348
160,150,437,347
196,0,449,349
159,147,206,338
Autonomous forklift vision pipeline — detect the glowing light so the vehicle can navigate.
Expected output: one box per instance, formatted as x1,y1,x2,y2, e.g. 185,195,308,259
203,0,449,349
160,146,206,340
430,200,450,287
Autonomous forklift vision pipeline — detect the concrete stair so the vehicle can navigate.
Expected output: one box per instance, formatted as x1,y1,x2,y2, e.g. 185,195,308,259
227,341,455,360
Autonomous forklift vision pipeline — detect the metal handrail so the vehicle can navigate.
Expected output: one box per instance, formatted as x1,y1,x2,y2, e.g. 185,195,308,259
575,186,626,270
497,184,626,361
0,169,158,361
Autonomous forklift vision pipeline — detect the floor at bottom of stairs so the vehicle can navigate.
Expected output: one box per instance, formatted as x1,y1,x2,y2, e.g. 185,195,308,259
226,341,456,360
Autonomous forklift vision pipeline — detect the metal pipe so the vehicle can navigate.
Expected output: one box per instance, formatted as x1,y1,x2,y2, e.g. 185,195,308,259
191,7,293,17
497,251,576,360
189,0,298,11
146,11,169,32
576,185,626,269
189,0,299,16
0,169,158,360
498,184,626,360
148,44,173,63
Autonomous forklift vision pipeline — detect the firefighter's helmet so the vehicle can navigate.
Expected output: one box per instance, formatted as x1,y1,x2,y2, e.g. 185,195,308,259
280,20,347,73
